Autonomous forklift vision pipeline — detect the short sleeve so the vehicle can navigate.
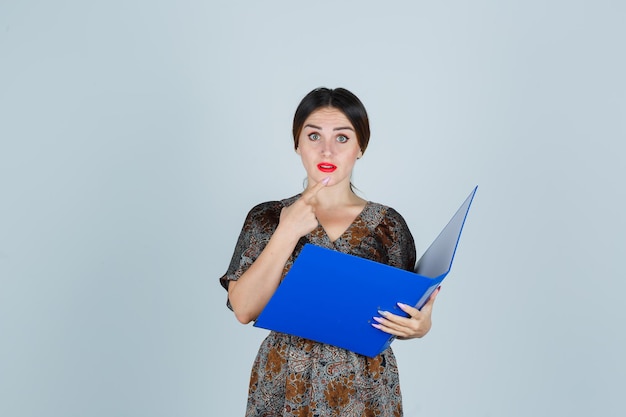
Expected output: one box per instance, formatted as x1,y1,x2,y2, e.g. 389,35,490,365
219,201,282,308
377,207,417,271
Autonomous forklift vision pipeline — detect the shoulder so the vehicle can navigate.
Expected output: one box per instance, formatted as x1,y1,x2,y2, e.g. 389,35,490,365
364,201,416,268
364,201,411,230
247,200,281,217
367,201,415,243
245,195,300,223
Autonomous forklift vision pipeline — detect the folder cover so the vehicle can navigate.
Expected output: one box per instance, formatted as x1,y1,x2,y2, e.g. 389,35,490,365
254,186,477,357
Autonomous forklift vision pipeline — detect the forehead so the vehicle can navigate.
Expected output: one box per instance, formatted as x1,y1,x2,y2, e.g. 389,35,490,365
303,107,353,129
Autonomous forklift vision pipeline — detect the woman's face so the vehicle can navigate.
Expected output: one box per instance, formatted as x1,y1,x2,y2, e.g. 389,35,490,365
296,107,363,188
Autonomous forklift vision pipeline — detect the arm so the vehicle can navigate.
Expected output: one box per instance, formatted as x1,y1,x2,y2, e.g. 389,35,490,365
228,179,329,324
227,223,301,324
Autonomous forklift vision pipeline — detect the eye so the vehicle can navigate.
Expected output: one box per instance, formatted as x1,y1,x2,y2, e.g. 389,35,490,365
308,133,321,141
336,135,349,143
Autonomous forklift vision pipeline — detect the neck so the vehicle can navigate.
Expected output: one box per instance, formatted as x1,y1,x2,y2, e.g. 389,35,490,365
305,181,364,209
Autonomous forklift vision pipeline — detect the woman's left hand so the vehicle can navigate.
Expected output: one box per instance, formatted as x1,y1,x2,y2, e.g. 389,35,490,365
372,287,440,339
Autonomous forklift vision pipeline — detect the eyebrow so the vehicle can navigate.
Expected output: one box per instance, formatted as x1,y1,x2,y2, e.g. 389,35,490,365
304,124,355,132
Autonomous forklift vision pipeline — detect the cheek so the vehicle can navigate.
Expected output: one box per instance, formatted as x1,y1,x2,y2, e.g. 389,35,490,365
297,148,318,169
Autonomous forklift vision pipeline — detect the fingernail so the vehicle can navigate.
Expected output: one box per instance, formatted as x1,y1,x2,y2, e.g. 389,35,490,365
377,310,388,317
322,177,330,185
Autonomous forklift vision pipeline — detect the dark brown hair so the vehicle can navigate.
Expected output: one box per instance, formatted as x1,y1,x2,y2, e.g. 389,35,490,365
292,87,370,154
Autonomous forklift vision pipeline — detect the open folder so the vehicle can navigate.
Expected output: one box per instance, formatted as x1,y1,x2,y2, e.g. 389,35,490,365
254,186,478,357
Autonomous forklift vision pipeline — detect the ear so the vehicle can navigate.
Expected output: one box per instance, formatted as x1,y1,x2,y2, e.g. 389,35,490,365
357,150,363,159
295,147,301,155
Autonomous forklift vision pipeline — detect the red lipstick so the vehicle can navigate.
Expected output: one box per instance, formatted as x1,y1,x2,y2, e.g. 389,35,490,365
317,163,337,173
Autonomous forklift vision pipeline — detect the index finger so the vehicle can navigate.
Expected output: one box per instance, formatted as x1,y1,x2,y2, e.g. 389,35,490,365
396,302,420,318
302,177,330,202
419,287,441,313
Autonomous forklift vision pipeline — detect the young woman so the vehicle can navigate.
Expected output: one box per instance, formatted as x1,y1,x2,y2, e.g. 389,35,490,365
220,87,439,416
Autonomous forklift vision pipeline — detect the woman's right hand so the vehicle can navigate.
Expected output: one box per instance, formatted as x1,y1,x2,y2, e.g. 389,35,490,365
228,177,330,324
277,177,329,239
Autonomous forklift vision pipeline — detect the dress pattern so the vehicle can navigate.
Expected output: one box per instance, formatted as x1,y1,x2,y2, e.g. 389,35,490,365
220,195,416,417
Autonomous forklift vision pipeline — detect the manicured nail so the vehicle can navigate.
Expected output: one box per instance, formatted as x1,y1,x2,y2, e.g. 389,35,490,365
373,316,384,323
377,310,388,317
322,177,330,185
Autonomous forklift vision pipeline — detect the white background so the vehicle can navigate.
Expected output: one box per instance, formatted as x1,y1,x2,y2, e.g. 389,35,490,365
1,1,624,416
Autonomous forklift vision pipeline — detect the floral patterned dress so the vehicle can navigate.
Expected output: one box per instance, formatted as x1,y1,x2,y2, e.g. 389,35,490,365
220,195,416,417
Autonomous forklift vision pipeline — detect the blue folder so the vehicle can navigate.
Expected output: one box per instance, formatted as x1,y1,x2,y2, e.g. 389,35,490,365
254,186,477,357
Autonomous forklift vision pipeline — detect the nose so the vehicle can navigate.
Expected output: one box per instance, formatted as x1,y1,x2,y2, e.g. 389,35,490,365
320,139,333,157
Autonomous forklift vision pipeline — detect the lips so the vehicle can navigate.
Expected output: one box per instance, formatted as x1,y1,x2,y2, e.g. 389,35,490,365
317,163,337,173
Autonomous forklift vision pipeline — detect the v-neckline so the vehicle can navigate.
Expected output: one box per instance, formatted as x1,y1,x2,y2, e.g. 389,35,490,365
319,201,370,245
